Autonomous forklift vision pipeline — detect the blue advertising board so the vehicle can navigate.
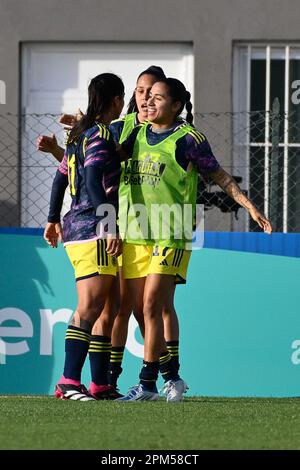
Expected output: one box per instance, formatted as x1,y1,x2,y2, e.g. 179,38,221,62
0,230,300,397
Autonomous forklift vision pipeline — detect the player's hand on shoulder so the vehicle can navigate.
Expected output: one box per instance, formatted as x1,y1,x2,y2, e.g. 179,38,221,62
59,108,84,130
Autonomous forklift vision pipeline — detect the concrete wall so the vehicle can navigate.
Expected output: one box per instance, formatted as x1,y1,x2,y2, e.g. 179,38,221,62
0,0,300,227
1,0,300,113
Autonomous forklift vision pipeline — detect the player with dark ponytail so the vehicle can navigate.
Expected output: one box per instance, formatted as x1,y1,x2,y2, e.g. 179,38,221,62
108,66,187,392
126,65,166,114
68,73,124,143
117,77,272,402
44,73,124,401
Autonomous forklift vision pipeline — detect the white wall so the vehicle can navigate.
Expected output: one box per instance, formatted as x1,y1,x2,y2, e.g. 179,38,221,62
21,42,194,227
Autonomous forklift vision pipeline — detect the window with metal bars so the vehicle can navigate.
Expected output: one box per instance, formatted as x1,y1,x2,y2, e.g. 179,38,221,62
233,44,300,233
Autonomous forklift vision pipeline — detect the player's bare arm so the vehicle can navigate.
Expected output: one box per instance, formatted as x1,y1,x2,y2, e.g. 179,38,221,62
210,167,273,234
37,110,83,163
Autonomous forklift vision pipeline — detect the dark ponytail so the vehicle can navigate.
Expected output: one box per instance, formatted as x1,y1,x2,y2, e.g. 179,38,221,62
68,73,124,143
185,91,194,125
127,65,166,114
127,94,138,114
157,78,194,125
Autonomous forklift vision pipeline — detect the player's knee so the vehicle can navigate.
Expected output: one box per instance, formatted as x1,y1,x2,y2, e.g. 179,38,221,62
103,303,119,321
77,303,102,322
117,302,133,320
143,297,161,319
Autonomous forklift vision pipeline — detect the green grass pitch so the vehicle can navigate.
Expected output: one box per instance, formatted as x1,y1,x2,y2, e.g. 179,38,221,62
0,396,300,450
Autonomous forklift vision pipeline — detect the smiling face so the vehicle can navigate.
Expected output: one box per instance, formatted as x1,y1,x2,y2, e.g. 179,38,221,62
147,82,181,126
135,74,159,121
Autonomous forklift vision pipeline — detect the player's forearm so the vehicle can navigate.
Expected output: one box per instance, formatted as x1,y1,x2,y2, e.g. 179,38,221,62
210,167,255,211
52,146,65,163
48,170,68,222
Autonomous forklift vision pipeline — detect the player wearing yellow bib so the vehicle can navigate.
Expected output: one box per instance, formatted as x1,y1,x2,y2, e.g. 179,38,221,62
118,78,272,401
106,68,188,391
108,66,183,390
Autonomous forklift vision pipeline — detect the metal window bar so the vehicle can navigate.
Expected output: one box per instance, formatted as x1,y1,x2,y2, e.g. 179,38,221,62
283,45,290,233
245,44,252,231
240,44,293,232
264,45,271,218
270,98,280,231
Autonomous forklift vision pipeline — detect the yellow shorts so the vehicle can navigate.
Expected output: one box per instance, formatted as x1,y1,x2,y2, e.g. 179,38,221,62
65,239,117,281
122,243,191,284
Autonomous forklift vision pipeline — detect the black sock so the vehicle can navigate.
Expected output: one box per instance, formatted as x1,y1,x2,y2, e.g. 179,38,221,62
139,361,159,392
159,351,180,382
88,335,111,386
108,346,125,387
167,340,180,374
63,325,91,381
